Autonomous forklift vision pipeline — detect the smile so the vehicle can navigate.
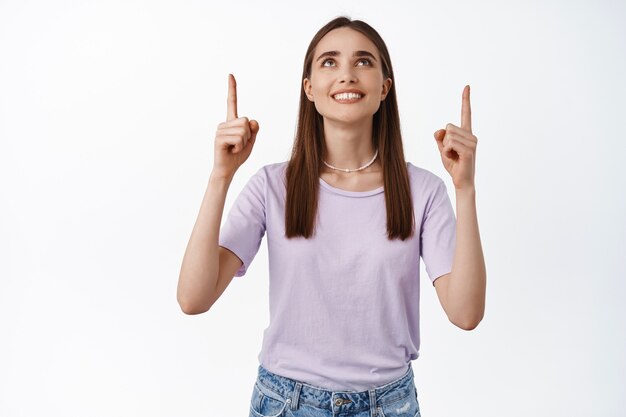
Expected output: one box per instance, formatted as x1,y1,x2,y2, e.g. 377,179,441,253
332,92,364,103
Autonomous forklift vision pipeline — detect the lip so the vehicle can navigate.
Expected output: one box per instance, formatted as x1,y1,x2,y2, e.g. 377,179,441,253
331,89,366,97
331,89,366,104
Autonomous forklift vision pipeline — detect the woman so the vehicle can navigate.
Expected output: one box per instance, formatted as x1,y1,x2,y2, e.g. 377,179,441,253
177,16,486,417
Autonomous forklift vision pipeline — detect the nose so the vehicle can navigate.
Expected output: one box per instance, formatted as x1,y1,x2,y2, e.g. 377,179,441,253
338,65,358,84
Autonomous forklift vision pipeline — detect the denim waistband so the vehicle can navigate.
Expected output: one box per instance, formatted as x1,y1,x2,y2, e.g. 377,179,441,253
255,363,416,415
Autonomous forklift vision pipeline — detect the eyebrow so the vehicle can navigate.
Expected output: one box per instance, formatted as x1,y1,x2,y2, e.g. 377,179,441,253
315,50,378,62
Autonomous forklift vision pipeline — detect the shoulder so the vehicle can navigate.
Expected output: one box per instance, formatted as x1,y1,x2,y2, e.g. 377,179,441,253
260,160,289,176
405,161,447,191
254,160,288,186
243,160,288,181
251,160,287,175
239,161,289,197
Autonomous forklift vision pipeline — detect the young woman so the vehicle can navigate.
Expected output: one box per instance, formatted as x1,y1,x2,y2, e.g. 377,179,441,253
177,16,486,417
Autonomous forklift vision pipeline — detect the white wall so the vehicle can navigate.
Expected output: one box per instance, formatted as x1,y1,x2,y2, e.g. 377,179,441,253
1,0,624,416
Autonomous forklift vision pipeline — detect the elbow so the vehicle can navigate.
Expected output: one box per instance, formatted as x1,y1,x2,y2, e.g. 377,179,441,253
177,275,215,315
453,314,483,331
456,320,479,331
177,296,211,315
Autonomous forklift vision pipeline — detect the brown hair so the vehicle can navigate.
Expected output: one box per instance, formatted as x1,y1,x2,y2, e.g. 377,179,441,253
285,16,415,240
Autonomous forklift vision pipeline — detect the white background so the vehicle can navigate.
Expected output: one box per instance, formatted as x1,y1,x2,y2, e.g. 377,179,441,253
1,0,625,416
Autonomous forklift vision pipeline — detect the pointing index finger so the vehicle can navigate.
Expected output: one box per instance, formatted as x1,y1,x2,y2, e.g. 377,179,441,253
227,73,238,121
461,84,472,134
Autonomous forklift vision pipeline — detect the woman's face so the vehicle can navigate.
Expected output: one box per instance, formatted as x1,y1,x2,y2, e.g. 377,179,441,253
303,27,392,125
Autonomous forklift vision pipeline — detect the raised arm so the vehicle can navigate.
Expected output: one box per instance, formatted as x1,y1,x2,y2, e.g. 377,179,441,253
176,74,260,314
432,85,486,330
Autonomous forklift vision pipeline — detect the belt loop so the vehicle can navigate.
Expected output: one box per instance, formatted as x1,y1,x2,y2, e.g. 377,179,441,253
369,388,378,417
290,382,302,410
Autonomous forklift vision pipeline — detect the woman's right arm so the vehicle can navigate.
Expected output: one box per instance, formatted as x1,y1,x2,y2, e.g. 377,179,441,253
177,74,260,314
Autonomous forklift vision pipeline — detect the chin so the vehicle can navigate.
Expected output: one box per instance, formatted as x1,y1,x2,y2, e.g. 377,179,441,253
332,114,374,125
320,109,375,124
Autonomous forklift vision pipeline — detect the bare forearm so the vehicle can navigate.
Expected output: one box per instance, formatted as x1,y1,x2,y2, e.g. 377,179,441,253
448,186,486,329
177,172,233,313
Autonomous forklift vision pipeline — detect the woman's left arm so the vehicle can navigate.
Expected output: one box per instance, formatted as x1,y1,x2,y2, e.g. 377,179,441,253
433,85,486,330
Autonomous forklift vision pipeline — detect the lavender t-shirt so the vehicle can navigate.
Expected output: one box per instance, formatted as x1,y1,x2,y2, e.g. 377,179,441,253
218,160,456,391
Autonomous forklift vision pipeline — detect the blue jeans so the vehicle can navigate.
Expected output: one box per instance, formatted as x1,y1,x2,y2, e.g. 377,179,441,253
249,363,421,417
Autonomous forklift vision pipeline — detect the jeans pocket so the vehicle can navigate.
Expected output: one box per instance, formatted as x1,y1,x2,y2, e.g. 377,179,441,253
249,381,291,417
376,390,421,417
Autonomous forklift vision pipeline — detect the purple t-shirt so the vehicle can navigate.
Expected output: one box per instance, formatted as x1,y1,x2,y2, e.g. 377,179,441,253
218,160,456,391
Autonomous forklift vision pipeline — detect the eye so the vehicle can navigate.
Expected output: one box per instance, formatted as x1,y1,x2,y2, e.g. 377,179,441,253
320,57,374,68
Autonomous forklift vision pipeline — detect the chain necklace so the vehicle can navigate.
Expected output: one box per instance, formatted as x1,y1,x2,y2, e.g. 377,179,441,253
322,149,379,173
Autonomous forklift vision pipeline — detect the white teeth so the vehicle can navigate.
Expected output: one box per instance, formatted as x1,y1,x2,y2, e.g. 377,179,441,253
333,92,362,100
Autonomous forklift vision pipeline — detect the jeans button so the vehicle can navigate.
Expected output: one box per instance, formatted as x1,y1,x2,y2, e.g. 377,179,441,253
334,398,351,406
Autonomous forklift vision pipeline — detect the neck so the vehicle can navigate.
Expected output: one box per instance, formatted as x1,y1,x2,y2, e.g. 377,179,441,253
321,118,377,170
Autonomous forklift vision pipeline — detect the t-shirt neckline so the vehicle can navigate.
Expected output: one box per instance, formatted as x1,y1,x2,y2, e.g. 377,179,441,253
319,177,384,197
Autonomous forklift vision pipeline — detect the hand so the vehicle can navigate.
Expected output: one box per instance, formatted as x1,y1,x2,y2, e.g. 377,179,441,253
212,74,260,179
433,85,478,190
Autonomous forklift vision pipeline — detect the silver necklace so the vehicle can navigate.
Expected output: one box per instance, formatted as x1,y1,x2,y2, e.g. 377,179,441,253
322,149,379,173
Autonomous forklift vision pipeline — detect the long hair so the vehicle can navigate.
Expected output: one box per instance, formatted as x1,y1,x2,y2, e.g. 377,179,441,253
285,16,415,240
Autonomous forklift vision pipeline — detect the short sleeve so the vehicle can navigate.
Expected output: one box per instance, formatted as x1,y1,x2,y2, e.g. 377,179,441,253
218,168,267,277
420,177,457,286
